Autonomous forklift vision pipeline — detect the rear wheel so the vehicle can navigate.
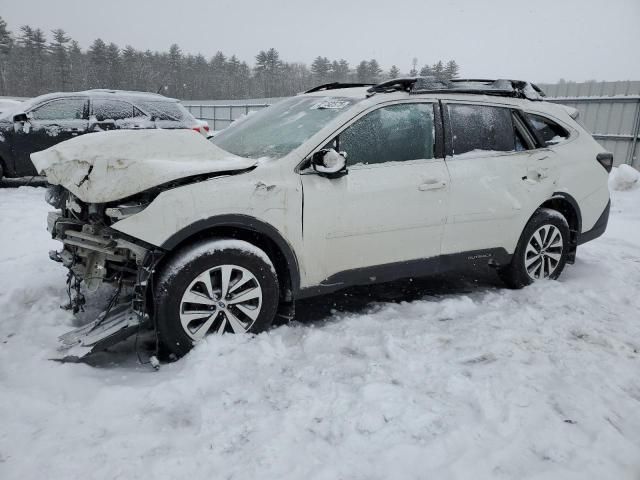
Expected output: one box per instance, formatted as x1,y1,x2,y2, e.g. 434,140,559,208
154,239,279,358
499,208,570,289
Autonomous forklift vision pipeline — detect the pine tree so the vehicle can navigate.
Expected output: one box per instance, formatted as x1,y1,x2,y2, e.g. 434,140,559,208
0,17,13,95
0,17,462,101
420,64,433,77
367,59,382,83
88,38,108,88
310,56,330,83
105,42,120,89
254,48,283,97
356,60,368,82
167,43,183,97
121,45,138,90
48,29,70,91
444,60,459,80
210,51,227,98
432,60,444,80
31,28,47,94
333,59,350,82
68,40,85,90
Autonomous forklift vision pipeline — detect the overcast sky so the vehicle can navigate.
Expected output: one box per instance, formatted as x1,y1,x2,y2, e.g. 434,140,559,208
1,0,639,83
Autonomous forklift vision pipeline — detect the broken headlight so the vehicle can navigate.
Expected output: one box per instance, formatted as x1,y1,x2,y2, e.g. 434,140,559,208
105,201,149,221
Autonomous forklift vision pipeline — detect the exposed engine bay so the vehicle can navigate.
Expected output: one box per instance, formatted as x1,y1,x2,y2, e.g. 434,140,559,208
46,185,163,359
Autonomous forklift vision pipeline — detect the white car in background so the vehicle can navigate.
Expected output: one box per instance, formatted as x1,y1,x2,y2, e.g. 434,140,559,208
33,77,612,360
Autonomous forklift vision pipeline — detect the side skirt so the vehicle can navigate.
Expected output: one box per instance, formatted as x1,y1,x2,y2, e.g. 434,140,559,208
296,248,511,299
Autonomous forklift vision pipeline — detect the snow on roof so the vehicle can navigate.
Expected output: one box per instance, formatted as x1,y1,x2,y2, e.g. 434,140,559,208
10,90,179,114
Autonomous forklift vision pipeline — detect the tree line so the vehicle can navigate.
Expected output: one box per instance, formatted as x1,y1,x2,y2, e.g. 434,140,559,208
0,17,461,100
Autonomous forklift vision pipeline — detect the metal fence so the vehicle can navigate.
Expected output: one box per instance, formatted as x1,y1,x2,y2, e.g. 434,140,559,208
186,81,640,168
185,103,270,131
540,81,640,168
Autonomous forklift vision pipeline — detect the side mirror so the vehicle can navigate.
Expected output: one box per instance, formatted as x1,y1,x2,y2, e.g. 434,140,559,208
311,149,348,178
13,112,28,123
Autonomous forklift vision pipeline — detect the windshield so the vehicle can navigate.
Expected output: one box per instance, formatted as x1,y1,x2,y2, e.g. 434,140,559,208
211,96,359,159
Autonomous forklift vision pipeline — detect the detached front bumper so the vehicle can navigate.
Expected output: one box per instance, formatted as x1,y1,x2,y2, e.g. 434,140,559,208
47,210,160,360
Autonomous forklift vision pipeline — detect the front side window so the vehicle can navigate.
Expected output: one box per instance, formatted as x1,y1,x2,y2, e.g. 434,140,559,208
525,113,569,146
448,104,518,155
92,100,135,121
30,98,86,121
337,103,435,166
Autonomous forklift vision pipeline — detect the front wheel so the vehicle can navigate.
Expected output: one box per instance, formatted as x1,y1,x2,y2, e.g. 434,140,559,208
154,239,279,358
499,208,570,289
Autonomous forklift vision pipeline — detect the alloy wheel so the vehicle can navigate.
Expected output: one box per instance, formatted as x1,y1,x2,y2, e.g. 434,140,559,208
179,264,263,340
524,224,564,280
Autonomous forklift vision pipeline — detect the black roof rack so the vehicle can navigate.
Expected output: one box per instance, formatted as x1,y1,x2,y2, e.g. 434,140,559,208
365,77,546,101
305,82,375,93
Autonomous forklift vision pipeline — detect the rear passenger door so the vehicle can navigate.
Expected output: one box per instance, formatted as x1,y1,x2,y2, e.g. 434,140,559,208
90,99,149,131
441,102,553,256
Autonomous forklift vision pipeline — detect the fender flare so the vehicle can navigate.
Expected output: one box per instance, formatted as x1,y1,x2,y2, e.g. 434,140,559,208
160,214,301,295
551,191,582,234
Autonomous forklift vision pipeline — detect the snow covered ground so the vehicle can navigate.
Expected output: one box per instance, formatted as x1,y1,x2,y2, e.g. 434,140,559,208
1,173,639,480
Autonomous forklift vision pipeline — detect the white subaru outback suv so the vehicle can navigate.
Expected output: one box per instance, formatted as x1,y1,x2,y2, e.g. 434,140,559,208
33,77,612,360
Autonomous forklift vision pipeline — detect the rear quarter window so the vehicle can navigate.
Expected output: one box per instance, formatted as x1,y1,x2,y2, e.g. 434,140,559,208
137,101,194,123
525,113,569,146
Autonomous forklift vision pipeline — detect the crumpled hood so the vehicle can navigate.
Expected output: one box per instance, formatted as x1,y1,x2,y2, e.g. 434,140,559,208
31,129,257,203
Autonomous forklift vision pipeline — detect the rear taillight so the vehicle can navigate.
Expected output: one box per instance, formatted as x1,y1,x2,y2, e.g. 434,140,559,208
192,125,210,134
596,152,613,173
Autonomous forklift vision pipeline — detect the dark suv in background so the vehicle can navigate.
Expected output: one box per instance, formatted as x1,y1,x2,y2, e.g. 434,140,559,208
0,89,206,179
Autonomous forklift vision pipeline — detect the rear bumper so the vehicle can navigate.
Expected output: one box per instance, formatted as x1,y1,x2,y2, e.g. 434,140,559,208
578,199,610,245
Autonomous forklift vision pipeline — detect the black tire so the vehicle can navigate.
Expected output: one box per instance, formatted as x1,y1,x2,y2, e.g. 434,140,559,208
154,239,279,359
499,208,570,289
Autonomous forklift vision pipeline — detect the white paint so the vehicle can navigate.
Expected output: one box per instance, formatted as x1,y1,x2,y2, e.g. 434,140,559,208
31,129,257,203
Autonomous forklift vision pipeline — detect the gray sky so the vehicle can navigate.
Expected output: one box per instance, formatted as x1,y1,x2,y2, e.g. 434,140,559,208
1,0,639,83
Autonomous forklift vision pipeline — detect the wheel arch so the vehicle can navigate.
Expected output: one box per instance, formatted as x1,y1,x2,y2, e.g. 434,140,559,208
157,214,300,302
537,192,582,263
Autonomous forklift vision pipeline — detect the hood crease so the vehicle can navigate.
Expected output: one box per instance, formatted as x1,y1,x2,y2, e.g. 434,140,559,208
31,129,257,203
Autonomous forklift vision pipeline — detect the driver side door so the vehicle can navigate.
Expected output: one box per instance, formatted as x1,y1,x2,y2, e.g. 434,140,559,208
300,102,450,288
12,97,88,176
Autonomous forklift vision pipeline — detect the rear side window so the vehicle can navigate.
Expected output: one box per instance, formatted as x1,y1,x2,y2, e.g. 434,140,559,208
338,103,435,166
92,100,135,121
525,113,569,146
30,98,86,121
138,101,193,122
448,104,517,155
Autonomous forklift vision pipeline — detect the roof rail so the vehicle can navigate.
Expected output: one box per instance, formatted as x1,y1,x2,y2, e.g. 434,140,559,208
305,82,375,93
450,79,546,99
365,77,546,101
366,77,450,94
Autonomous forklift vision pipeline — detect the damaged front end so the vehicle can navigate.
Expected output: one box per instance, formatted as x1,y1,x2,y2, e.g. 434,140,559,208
46,185,163,360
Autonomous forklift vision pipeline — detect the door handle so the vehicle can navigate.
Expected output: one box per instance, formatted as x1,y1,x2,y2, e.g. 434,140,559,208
418,180,447,191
